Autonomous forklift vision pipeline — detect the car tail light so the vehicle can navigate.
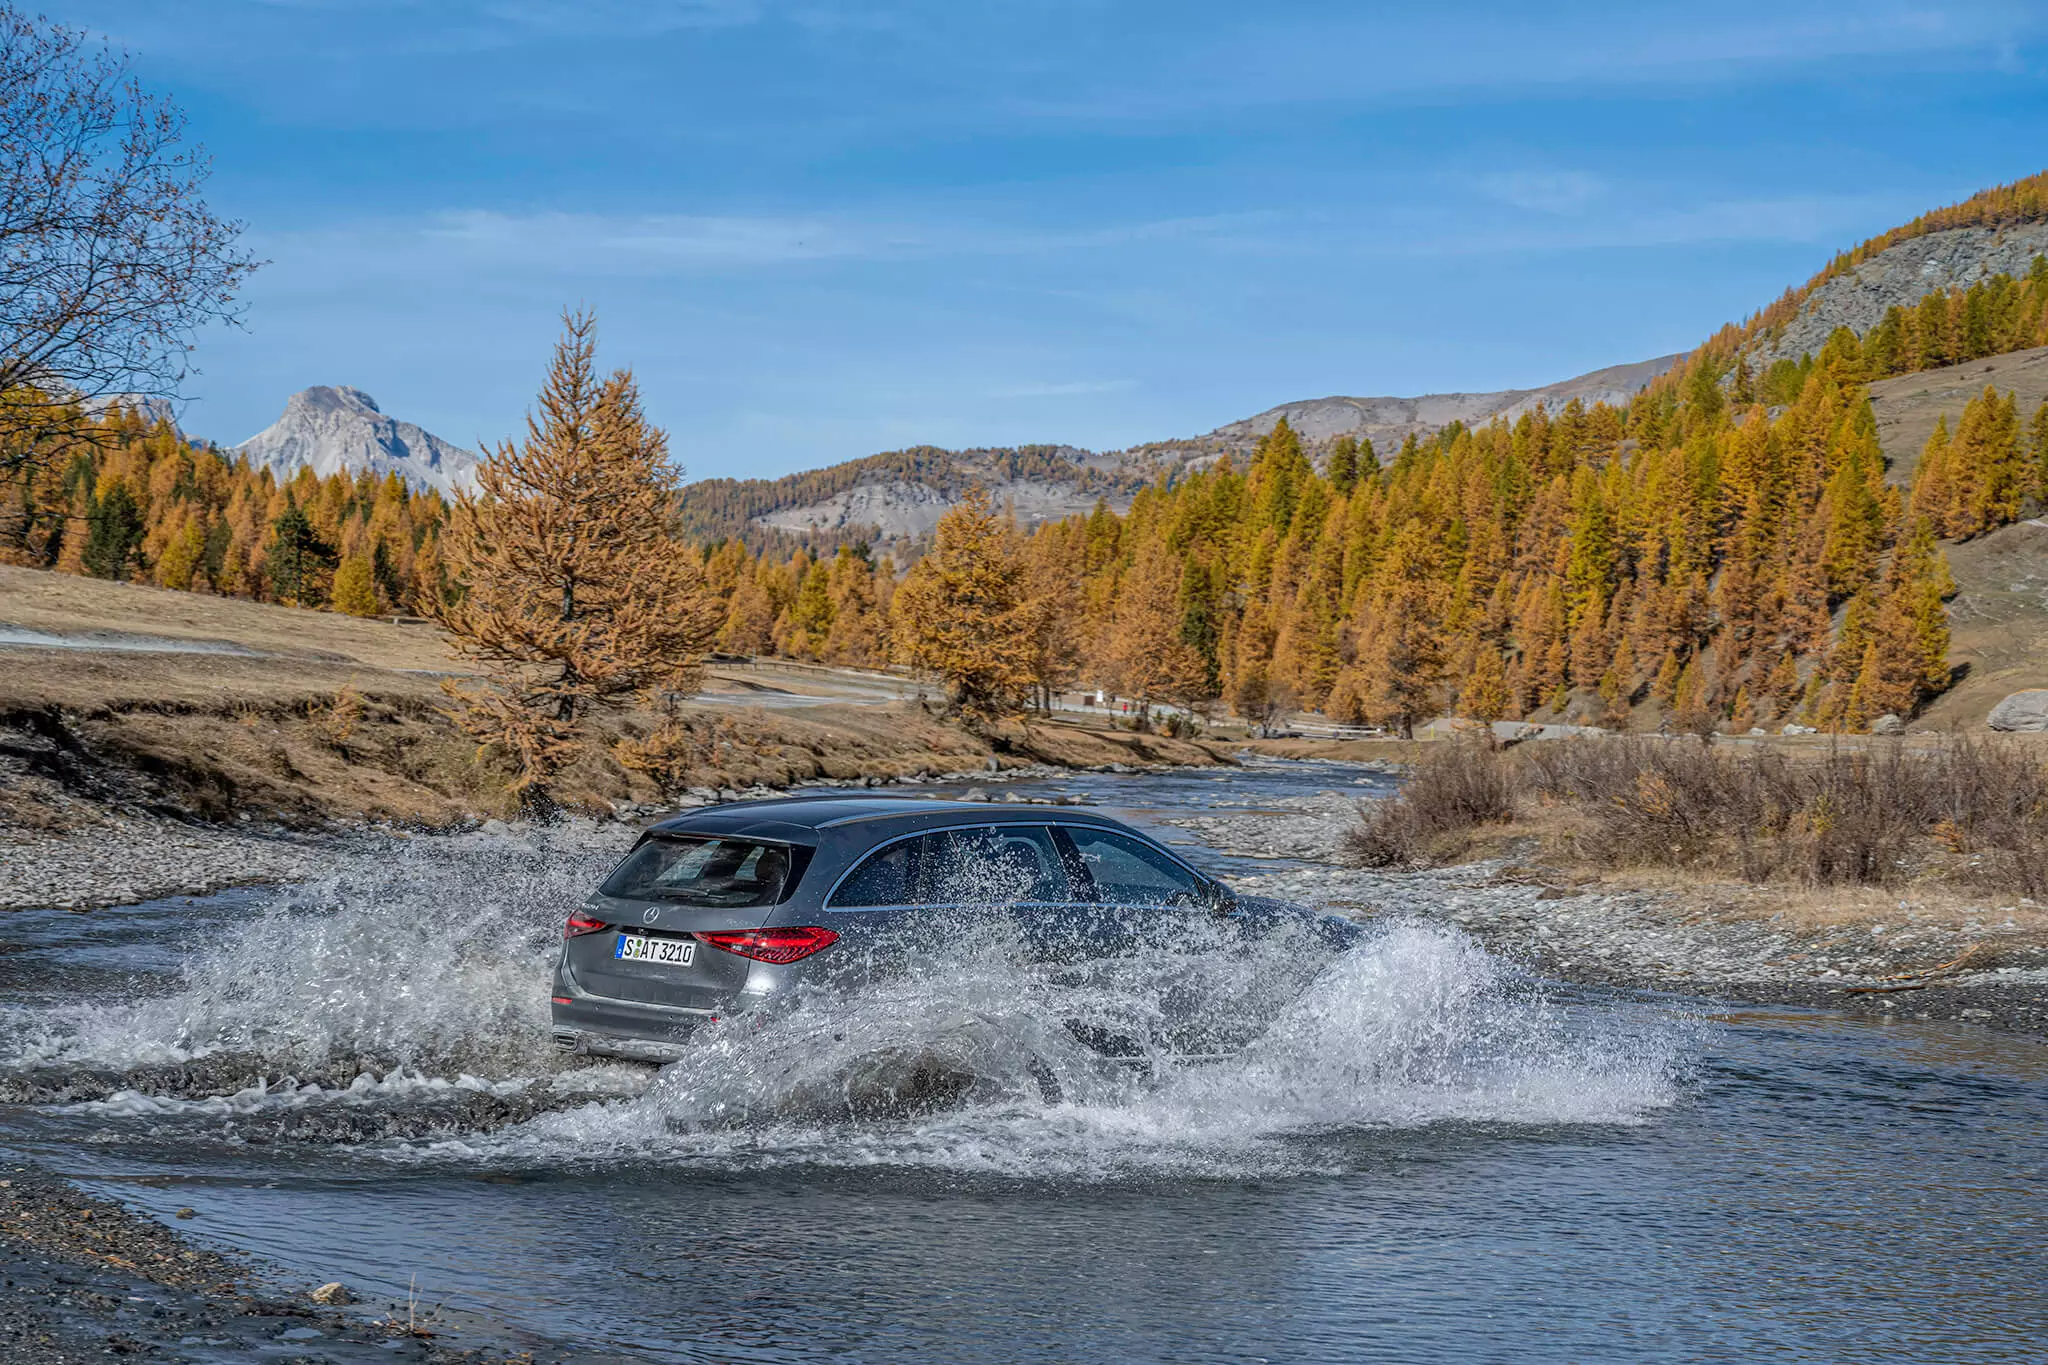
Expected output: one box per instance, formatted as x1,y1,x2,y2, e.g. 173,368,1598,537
692,926,839,965
564,912,610,938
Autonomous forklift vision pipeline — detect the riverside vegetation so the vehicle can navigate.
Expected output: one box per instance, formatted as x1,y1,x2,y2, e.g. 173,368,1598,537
1348,732,2048,898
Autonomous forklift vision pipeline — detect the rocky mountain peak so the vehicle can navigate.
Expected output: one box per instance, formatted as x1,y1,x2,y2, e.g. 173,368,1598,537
236,386,478,497
291,384,382,415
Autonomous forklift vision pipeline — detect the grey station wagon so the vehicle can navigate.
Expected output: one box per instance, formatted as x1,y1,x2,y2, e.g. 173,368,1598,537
550,795,1354,1064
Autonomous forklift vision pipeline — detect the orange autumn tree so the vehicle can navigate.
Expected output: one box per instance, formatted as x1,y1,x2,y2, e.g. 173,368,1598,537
889,487,1040,721
1105,539,1209,723
436,311,718,811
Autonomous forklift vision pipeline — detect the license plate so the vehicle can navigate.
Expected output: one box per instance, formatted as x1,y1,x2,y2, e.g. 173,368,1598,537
614,933,696,966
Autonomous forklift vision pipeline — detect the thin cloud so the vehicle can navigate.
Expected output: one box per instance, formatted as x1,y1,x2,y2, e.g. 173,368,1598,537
406,207,1280,268
988,379,1137,399
1399,192,1902,256
1474,171,1609,216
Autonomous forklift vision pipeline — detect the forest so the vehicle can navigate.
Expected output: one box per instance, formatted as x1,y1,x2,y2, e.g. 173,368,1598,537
12,241,2048,734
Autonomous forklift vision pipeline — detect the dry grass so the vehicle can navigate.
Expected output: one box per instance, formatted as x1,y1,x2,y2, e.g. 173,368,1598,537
1346,734,2048,896
0,564,1247,829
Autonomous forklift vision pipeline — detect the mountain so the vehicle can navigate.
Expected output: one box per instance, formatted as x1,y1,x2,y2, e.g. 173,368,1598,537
235,386,480,497
1131,353,1685,472
1753,223,2048,369
676,445,1149,552
677,355,1684,552
1738,175,2048,370
81,393,182,435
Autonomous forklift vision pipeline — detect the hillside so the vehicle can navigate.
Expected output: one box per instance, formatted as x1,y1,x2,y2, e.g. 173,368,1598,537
1754,224,2048,369
1858,344,2048,728
676,354,1684,552
675,444,1150,553
1191,354,1683,455
1869,344,2048,487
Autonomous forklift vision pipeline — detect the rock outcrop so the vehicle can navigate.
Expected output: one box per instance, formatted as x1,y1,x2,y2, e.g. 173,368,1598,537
1207,352,1685,453
1987,690,2048,732
1756,223,2048,367
236,386,479,496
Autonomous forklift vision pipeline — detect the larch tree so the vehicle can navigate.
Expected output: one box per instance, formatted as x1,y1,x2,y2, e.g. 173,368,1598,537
436,312,719,812
889,487,1039,721
331,554,378,617
1106,540,1210,722
1459,647,1511,721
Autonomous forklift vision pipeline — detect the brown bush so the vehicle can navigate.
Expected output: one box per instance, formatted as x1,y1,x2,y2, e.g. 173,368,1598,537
1345,739,1516,867
1363,734,2048,894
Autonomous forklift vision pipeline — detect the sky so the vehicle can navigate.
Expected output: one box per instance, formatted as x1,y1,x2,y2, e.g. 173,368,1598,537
48,0,2048,480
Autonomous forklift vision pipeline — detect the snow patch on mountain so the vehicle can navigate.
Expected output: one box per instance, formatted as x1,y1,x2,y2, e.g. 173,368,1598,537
236,386,480,496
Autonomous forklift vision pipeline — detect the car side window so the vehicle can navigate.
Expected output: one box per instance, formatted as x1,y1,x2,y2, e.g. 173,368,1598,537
829,838,914,908
1061,826,1205,905
917,826,1069,905
828,826,1071,908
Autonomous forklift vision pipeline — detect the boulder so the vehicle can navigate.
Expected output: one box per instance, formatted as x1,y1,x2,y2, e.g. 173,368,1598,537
1781,723,1817,736
1869,714,1905,735
1987,690,2048,732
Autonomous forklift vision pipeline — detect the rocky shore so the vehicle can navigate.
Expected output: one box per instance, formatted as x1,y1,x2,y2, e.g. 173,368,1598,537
0,1162,584,1364
0,762,1089,913
1183,792,2048,1040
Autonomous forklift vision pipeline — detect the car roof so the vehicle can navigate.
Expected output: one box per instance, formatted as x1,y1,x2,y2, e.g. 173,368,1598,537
646,794,1126,843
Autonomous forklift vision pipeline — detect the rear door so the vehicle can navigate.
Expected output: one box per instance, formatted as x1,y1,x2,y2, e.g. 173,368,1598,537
562,835,808,1011
822,823,1078,969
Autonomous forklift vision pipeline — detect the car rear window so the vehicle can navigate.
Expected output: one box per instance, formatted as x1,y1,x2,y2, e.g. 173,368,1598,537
600,836,805,907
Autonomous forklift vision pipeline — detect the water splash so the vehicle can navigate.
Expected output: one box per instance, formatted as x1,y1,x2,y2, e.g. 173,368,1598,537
2,830,1688,1173
0,824,627,1077
449,918,1686,1180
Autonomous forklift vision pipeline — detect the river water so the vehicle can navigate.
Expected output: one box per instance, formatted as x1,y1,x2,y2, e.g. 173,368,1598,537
2,760,2044,1362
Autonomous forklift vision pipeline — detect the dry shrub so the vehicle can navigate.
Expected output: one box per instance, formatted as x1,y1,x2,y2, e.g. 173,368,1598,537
311,685,364,755
1517,735,2048,894
1345,740,1516,867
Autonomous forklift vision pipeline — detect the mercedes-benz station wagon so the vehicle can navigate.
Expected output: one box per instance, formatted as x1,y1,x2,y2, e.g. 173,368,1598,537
550,795,1354,1064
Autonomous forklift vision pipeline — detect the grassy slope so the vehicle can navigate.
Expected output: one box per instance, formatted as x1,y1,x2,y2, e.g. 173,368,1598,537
0,566,1223,829
1862,350,2048,727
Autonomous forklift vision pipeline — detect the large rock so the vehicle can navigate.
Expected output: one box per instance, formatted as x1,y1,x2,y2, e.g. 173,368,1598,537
1869,714,1905,735
1987,690,2048,732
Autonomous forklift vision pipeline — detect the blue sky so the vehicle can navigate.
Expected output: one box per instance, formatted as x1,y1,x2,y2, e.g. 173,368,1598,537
51,0,2048,480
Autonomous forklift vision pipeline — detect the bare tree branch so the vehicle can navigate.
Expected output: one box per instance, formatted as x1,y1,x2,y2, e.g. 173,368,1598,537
0,8,261,476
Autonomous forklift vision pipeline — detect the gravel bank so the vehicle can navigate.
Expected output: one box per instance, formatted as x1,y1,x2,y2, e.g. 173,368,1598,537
0,760,1138,914
1193,792,2048,1040
0,816,335,912
0,1162,590,1364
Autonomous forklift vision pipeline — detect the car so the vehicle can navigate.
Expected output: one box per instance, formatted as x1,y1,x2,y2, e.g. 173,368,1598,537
549,795,1357,1065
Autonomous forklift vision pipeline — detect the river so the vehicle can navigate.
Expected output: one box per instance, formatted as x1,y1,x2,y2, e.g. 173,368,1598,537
2,759,2044,1362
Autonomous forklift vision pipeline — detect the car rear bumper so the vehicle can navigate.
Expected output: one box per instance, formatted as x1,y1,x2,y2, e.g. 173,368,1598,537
550,993,719,1062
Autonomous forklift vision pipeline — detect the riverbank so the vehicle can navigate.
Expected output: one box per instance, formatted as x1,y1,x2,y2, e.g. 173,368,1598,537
0,1161,571,1364
1178,789,2048,1039
1,564,1239,845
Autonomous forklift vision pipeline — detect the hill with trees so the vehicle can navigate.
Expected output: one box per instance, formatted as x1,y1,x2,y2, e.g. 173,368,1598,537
19,171,2048,734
